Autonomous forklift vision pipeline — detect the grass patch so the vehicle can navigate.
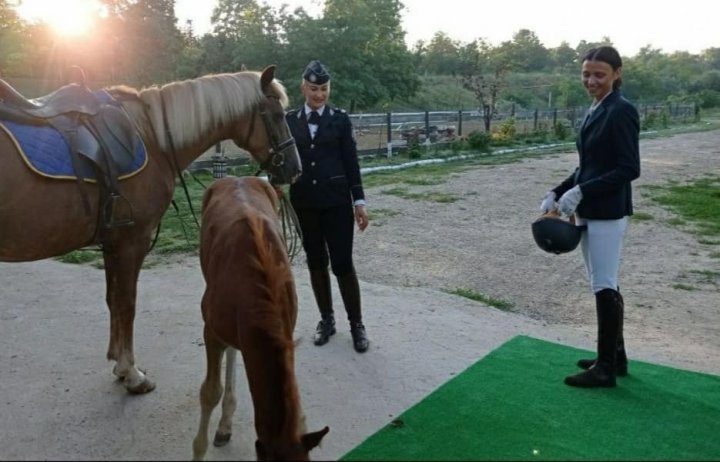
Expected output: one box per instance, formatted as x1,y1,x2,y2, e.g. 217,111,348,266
370,208,402,219
57,249,104,265
445,287,515,311
380,186,459,203
698,239,720,246
689,269,720,282
631,212,654,221
673,283,697,291
651,176,720,238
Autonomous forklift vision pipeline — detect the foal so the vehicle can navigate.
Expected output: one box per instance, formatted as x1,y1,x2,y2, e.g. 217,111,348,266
192,177,329,461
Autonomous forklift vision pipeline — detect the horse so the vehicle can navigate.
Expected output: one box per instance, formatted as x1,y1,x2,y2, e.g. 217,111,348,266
0,66,301,394
192,176,329,461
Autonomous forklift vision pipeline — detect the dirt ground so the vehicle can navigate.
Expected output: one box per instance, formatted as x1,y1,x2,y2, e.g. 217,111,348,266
354,127,720,376
1,128,719,461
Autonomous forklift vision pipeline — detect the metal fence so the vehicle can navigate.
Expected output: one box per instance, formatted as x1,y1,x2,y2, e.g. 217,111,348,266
177,102,698,173
348,102,698,156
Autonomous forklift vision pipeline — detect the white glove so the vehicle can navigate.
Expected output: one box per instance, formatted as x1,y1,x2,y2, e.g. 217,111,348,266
558,185,583,216
540,191,558,213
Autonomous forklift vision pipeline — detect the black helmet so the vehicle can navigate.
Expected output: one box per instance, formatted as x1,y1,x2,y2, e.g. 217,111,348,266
531,213,584,255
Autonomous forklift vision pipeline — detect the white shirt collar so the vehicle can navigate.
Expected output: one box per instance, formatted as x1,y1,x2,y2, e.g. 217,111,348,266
590,90,613,112
304,104,326,117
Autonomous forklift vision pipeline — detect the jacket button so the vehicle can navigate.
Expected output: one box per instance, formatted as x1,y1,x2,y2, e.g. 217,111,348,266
311,144,315,149
312,179,317,185
311,161,316,167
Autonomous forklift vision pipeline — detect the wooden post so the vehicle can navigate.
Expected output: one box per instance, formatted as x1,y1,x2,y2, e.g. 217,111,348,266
386,112,392,158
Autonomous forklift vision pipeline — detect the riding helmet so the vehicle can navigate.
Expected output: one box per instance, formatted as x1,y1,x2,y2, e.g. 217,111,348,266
531,212,584,255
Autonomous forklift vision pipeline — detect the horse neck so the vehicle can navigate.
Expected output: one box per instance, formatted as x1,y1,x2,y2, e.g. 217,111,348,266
139,84,257,172
247,343,304,444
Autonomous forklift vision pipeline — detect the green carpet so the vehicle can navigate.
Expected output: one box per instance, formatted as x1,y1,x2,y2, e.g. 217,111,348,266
341,335,720,461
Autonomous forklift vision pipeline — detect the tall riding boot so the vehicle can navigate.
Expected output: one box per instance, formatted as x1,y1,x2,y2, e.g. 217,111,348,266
337,269,369,353
310,268,335,346
577,289,628,376
565,288,621,388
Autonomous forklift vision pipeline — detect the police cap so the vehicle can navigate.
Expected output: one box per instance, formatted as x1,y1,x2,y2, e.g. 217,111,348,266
303,60,331,84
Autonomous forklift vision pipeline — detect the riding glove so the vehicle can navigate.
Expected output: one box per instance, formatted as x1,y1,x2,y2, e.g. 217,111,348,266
558,185,583,216
540,191,558,213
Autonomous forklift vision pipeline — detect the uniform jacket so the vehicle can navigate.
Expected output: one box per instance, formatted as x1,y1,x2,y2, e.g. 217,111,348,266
286,106,365,209
553,91,640,219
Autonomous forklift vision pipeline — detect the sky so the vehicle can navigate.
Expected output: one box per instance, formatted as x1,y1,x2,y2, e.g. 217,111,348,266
176,0,718,57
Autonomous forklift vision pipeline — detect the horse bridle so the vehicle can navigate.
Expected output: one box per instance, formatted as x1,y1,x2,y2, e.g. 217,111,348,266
244,94,297,174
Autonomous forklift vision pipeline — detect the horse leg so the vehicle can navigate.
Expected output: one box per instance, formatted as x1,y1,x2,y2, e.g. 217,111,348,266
104,240,156,394
214,348,237,447
192,325,226,461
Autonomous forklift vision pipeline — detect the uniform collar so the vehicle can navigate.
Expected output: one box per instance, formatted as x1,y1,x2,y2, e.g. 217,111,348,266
304,104,326,117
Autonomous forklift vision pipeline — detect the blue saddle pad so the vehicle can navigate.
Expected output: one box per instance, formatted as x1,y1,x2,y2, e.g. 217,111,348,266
0,90,147,181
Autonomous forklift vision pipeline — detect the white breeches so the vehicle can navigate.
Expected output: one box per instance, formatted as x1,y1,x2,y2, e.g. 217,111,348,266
576,216,628,294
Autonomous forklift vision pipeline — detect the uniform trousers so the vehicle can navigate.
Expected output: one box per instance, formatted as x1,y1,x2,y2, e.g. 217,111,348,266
295,204,355,277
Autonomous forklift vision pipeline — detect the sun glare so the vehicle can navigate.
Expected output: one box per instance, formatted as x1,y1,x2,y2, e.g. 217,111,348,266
15,0,105,37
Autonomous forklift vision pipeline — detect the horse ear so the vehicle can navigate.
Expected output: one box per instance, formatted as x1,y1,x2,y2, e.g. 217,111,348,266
255,439,267,460
260,65,277,90
301,426,330,452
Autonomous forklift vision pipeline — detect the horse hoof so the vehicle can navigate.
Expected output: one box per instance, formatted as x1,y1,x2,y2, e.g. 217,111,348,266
213,432,232,447
126,378,156,394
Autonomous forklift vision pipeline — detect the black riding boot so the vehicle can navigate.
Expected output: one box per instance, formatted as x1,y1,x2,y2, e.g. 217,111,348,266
565,288,621,388
337,269,369,353
310,268,335,346
577,289,628,376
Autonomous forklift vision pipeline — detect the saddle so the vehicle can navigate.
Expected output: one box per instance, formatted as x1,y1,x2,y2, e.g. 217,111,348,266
0,71,139,235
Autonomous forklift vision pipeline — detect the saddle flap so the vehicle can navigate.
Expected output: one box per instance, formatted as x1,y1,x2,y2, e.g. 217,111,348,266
87,105,138,170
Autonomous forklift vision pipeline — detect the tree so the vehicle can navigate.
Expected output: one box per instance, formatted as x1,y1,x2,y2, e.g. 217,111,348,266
105,0,184,85
278,0,419,111
419,32,463,75
549,41,577,72
0,0,30,76
207,0,283,71
503,29,550,72
459,40,512,131
702,48,720,70
575,37,614,56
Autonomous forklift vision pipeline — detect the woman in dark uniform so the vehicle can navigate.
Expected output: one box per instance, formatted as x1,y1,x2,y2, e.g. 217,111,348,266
286,60,370,353
540,46,640,388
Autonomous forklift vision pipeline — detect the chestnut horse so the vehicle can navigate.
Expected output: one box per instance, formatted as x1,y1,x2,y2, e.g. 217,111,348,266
192,176,328,461
0,66,300,394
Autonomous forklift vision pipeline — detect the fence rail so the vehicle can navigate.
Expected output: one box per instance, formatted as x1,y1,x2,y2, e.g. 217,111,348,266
348,102,697,156
197,102,697,173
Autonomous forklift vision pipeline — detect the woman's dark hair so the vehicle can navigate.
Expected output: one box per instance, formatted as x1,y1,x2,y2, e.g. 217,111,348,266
583,46,623,89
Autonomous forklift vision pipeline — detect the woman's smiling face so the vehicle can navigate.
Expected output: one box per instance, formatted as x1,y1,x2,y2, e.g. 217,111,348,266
581,59,621,102
301,81,330,110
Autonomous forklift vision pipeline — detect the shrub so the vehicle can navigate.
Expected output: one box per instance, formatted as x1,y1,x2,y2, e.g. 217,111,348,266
553,122,570,140
466,130,491,152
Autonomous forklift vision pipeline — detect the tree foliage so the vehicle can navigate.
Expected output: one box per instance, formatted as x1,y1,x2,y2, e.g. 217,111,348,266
0,0,718,111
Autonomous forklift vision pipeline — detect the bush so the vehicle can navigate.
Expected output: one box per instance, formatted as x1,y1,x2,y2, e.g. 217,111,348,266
466,130,491,152
406,136,422,159
553,122,570,140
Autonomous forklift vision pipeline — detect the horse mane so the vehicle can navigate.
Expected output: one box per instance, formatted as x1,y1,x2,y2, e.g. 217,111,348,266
245,212,304,437
245,212,296,350
108,71,289,152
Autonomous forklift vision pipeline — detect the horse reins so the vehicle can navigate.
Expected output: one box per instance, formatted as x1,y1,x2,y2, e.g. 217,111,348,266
241,95,303,261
